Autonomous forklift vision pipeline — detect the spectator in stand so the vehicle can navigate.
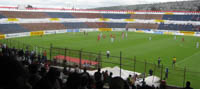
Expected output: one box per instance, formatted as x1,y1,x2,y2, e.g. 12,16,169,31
80,68,90,89
94,68,103,89
160,78,166,89
18,48,24,61
110,77,130,89
64,71,81,89
34,67,61,89
28,64,41,88
81,67,90,84
127,75,132,86
103,70,109,83
25,49,30,61
42,50,47,63
0,55,31,89
183,81,193,89
37,53,41,63
107,72,113,85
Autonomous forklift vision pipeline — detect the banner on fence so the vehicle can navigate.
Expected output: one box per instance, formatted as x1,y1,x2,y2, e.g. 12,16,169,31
180,31,195,36
45,30,57,34
30,31,44,36
0,34,5,39
124,19,135,22
56,30,67,33
6,32,30,38
49,18,60,21
99,18,110,21
155,19,165,23
7,18,19,22
99,28,112,31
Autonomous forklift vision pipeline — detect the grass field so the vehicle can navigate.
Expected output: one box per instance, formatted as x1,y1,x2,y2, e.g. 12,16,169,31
1,31,200,88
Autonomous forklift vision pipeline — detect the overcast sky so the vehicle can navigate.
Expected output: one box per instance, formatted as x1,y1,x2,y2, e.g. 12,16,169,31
0,0,191,9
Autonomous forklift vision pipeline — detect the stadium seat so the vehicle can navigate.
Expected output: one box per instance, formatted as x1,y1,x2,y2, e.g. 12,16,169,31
46,12,74,18
102,13,131,19
20,23,67,31
0,11,50,18
71,13,103,18
0,24,29,34
106,23,127,28
62,22,89,29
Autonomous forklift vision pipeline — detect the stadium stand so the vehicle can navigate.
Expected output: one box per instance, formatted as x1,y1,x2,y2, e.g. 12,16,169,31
0,11,50,18
158,23,193,31
106,23,127,28
130,14,164,20
95,22,108,28
62,22,89,29
85,22,99,28
102,13,131,19
0,24,29,34
126,23,159,29
46,12,74,18
20,23,67,31
0,13,6,18
71,13,103,18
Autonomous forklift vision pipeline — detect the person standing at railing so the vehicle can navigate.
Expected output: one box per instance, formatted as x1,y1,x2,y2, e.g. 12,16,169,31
196,42,199,48
172,56,176,68
42,50,47,63
106,50,110,59
165,68,169,79
158,57,161,67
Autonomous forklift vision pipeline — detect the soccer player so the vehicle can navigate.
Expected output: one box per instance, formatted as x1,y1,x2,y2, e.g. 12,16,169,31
103,34,106,39
172,56,176,68
111,37,114,43
97,34,100,41
196,42,199,48
125,32,128,38
174,35,176,40
182,37,185,42
158,57,161,67
121,32,125,39
149,36,152,40
106,50,110,59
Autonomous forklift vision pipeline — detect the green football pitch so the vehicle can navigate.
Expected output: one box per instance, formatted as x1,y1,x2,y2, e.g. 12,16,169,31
1,31,200,88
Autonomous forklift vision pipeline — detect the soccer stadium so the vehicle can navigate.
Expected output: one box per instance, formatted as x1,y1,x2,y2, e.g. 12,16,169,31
0,0,199,89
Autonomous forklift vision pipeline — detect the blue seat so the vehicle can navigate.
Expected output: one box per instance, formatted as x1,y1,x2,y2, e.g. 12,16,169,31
46,12,74,18
0,14,6,18
102,14,131,19
0,24,29,34
62,22,88,29
106,23,127,28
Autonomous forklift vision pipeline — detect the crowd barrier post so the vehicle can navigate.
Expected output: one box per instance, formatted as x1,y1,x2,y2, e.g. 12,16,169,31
64,48,67,65
134,56,136,75
79,49,82,68
154,63,156,76
98,51,102,68
50,43,53,61
120,51,122,77
144,60,147,78
161,64,164,80
183,66,186,88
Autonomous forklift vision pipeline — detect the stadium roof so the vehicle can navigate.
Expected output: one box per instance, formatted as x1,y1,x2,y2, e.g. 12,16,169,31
0,0,192,9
